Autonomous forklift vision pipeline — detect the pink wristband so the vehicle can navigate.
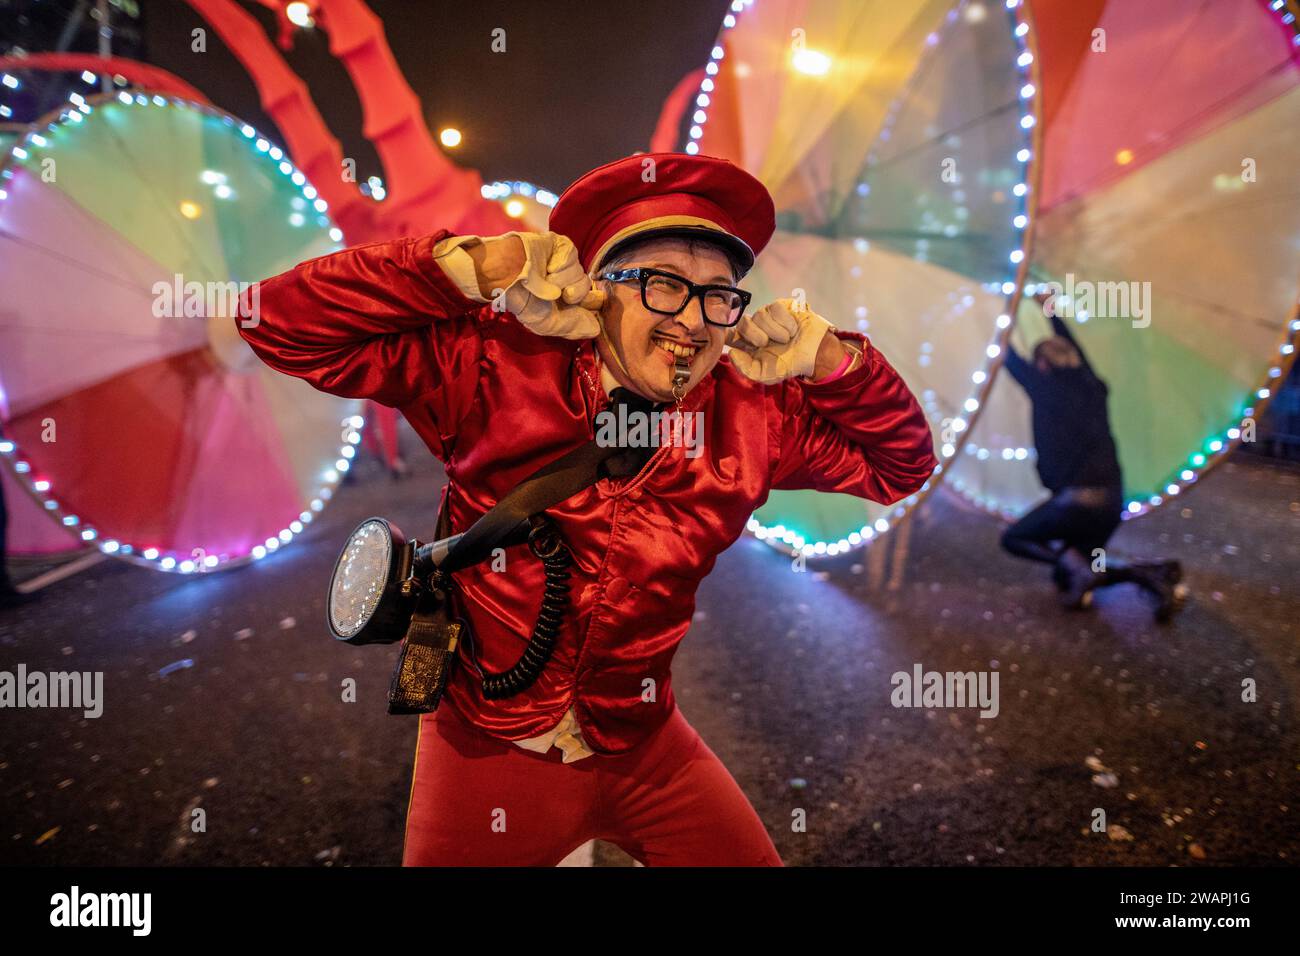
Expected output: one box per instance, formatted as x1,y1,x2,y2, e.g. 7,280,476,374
811,345,857,384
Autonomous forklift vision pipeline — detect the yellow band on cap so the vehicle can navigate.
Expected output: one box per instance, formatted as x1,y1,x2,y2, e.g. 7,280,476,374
589,215,734,273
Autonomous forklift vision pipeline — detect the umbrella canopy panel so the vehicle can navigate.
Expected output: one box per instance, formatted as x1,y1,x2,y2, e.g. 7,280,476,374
689,0,1038,556
949,0,1300,519
0,93,360,572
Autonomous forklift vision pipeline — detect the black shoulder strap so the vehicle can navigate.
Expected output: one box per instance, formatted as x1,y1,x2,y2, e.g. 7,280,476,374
438,387,659,574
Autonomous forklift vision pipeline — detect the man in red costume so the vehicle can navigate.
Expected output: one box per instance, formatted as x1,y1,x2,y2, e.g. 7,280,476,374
239,153,937,866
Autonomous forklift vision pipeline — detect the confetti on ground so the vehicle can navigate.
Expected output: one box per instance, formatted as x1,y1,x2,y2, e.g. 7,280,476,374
158,659,194,677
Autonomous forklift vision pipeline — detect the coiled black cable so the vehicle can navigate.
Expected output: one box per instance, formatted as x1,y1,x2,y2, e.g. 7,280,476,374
478,514,574,700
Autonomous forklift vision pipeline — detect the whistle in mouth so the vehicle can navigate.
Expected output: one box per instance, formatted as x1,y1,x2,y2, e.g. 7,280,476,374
671,356,691,401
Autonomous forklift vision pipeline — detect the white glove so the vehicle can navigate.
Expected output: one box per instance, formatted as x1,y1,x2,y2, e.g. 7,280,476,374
726,297,834,384
497,231,604,340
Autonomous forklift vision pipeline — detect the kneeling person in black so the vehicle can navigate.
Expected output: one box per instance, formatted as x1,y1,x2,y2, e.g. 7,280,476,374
1000,299,1182,619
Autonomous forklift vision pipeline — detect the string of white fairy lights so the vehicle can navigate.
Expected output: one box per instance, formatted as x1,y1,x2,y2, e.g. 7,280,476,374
0,90,356,572
684,0,1044,557
950,0,1300,523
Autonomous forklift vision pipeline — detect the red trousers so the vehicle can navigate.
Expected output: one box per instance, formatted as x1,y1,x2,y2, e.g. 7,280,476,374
402,702,783,866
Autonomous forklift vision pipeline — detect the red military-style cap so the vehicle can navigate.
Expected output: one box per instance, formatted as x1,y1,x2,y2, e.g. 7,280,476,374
548,152,776,278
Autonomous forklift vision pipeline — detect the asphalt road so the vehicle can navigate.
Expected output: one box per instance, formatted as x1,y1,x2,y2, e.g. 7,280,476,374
2,443,1296,866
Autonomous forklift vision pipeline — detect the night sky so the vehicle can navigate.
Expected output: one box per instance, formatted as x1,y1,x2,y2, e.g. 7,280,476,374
144,0,733,195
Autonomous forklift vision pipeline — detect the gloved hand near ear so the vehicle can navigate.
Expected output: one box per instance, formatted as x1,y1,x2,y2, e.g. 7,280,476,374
725,298,838,384
497,232,608,339
434,231,605,340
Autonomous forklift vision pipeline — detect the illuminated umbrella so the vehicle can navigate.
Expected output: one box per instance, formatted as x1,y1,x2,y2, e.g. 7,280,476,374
0,466,85,558
1,119,85,557
949,0,1300,520
0,93,360,572
689,0,1039,557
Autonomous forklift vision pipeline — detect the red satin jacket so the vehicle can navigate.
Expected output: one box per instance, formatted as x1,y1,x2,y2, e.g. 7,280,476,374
240,230,938,754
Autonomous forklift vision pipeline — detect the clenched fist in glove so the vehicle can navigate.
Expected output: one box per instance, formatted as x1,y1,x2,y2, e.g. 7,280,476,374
436,231,606,340
726,298,844,384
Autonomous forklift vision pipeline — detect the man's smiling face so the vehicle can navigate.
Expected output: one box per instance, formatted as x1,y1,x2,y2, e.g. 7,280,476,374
594,237,738,403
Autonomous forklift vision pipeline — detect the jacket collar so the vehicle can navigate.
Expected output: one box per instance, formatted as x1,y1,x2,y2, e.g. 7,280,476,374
577,339,716,417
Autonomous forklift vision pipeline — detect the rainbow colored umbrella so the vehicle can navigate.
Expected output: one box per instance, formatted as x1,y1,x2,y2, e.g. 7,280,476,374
0,119,85,557
687,0,1039,557
0,466,85,557
950,0,1300,519
0,93,360,572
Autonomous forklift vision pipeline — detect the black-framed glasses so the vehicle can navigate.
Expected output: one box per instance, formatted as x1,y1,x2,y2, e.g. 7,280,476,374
600,267,751,328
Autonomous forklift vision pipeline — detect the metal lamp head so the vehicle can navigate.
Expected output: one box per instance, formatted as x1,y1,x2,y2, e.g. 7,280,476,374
327,517,415,645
